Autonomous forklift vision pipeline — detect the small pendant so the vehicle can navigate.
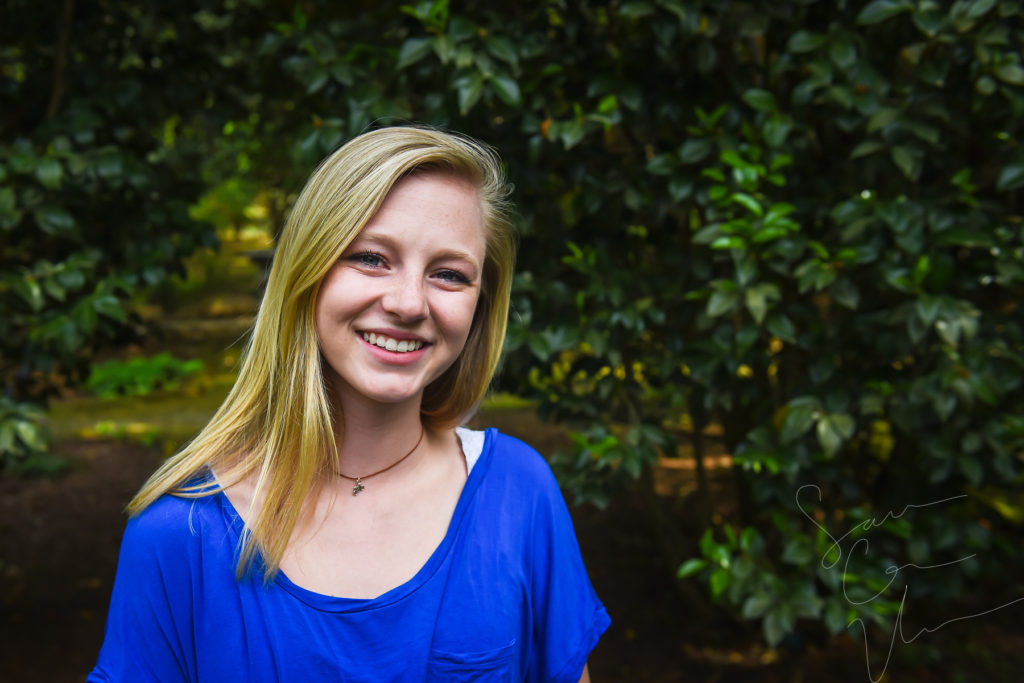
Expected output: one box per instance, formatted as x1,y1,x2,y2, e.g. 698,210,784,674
352,478,365,496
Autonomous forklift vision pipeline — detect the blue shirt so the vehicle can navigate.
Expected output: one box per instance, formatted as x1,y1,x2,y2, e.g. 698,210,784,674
89,429,609,682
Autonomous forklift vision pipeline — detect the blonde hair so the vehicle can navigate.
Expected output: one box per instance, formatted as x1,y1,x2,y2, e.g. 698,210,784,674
129,126,516,579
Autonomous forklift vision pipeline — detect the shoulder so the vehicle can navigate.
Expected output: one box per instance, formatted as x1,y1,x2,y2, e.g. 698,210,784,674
121,492,229,569
472,429,572,518
483,429,560,485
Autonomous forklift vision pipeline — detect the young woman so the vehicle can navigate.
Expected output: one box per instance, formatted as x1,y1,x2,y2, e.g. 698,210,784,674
89,126,609,682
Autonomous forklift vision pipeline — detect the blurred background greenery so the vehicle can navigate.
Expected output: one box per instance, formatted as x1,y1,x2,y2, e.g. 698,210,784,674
2,0,1024,680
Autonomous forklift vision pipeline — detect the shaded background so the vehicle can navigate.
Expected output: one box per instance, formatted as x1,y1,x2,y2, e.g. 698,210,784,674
3,1,1024,680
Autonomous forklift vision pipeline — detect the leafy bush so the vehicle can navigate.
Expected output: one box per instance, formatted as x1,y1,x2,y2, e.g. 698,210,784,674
0,0,233,466
85,353,204,399
0,395,63,474
366,0,1024,652
4,0,1022,660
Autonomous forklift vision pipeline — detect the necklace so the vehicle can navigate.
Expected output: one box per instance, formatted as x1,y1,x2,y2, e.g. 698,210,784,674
336,424,426,496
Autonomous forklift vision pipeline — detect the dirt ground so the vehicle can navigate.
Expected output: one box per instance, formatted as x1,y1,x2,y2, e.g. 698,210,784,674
2,433,1022,682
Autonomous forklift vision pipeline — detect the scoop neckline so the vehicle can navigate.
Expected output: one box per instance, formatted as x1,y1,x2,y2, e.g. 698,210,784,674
214,427,495,613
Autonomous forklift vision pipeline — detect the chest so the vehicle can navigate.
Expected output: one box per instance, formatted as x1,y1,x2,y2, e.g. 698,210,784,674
193,504,529,682
279,465,466,599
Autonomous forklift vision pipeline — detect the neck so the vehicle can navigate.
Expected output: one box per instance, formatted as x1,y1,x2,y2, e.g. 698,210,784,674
333,393,426,476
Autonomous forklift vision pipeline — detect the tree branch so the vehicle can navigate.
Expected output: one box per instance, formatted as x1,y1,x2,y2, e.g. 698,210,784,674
45,0,75,120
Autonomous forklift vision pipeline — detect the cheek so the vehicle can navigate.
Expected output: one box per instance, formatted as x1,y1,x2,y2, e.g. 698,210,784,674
436,292,482,345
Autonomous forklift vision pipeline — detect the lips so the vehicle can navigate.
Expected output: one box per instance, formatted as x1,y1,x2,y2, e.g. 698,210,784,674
360,331,425,353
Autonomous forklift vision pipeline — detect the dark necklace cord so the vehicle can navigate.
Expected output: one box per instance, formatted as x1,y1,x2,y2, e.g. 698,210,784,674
336,424,426,496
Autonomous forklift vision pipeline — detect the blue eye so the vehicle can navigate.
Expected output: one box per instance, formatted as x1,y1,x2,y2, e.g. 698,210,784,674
436,269,470,284
352,252,385,268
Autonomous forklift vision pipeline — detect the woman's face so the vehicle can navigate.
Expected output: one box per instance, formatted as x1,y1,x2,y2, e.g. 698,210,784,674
315,171,487,411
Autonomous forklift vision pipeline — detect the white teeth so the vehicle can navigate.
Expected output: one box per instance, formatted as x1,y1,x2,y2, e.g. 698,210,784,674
361,332,423,353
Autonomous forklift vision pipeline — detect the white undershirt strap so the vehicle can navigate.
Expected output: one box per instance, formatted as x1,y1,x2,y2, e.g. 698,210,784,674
454,427,485,474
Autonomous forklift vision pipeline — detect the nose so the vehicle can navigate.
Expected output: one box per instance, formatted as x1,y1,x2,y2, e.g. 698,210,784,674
382,271,429,321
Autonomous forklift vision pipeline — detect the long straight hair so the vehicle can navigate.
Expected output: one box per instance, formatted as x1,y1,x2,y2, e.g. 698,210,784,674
129,126,516,579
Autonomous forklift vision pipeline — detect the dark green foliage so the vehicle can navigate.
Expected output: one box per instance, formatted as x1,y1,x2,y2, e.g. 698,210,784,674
350,0,1022,648
0,0,252,463
2,0,1021,652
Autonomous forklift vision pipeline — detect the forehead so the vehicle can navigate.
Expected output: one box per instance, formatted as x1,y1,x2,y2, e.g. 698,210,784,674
358,171,486,252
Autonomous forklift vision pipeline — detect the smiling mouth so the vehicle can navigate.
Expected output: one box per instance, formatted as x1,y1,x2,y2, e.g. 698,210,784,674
361,332,425,353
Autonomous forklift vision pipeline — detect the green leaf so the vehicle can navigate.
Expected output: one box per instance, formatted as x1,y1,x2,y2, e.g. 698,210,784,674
746,287,768,324
824,600,848,635
97,149,123,181
996,162,1024,191
958,454,983,486
619,1,655,18
968,373,999,406
484,36,518,66
994,64,1024,85
14,419,47,452
527,331,551,361
396,37,434,70
856,0,913,25
751,226,789,243
93,294,127,322
710,567,731,598
35,206,76,234
0,186,16,216
678,139,712,164
707,289,739,317
906,121,941,146
964,0,997,19
742,594,774,619
677,558,708,578
891,145,922,181
827,85,854,109
35,158,63,189
976,75,997,95
668,176,693,201
817,414,851,455
780,404,817,443
867,107,900,133
557,119,587,150
782,536,813,564
14,278,44,311
829,39,857,70
763,116,792,148
455,73,485,114
711,236,745,250
915,296,941,325
788,30,827,53
329,62,355,85
489,74,522,106
72,297,99,333
766,312,796,343
0,421,16,455
731,193,763,216
597,94,619,114
763,608,792,646
303,65,328,94
739,528,763,554
742,88,776,112
764,202,796,226
646,154,676,176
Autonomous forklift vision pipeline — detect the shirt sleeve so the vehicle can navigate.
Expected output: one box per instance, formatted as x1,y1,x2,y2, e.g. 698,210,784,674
88,496,202,682
518,444,611,683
